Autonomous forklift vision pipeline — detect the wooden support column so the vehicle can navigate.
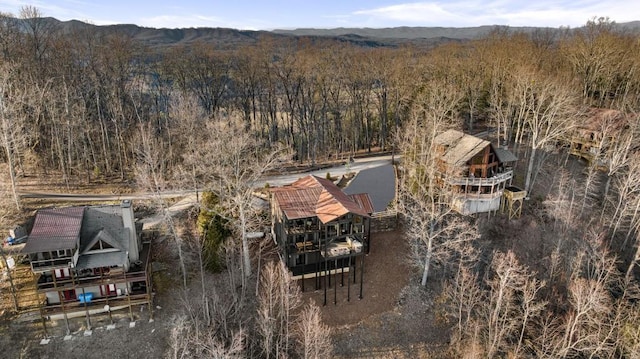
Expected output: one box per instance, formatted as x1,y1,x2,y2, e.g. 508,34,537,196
39,305,48,337
368,218,372,254
124,269,134,321
80,286,92,330
323,237,328,306
347,256,351,302
53,273,70,334
323,259,327,306
359,254,365,300
353,256,357,284
315,262,319,290
147,267,154,320
334,259,338,305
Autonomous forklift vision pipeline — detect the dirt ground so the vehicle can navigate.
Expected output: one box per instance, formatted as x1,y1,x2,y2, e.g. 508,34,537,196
0,303,169,359
0,227,448,359
1,164,443,359
312,230,450,358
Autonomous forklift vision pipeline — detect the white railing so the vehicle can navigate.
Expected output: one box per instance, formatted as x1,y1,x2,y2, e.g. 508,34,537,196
446,170,513,186
450,190,504,201
371,209,398,219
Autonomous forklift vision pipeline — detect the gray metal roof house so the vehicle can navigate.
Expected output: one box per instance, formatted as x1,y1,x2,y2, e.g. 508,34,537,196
21,200,152,329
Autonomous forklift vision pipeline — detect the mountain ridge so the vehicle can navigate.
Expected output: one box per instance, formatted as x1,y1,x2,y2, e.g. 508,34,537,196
23,17,640,49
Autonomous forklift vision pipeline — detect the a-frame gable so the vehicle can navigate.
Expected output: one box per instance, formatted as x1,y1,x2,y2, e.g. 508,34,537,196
81,228,126,254
89,238,115,251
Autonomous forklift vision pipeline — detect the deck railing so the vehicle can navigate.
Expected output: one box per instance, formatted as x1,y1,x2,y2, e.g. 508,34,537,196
450,190,504,201
30,257,74,272
446,170,513,186
37,270,148,291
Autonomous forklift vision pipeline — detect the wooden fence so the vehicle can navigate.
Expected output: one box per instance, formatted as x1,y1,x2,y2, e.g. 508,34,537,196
371,209,399,232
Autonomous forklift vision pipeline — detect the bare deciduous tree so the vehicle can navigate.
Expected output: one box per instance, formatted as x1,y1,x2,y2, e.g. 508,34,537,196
295,303,333,359
135,123,189,288
520,73,579,194
186,117,289,280
257,261,301,359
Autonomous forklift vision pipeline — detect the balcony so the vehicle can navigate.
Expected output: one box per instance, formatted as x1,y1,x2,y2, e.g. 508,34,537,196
285,221,319,234
30,257,74,273
446,170,513,187
450,191,503,215
36,268,148,292
321,237,363,258
41,292,151,319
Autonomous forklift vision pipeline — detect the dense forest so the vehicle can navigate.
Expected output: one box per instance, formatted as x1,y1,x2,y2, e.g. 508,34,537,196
3,5,640,358
0,10,638,201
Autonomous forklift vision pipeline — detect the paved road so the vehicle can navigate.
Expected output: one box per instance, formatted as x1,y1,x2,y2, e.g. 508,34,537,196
17,155,398,229
17,155,397,201
17,190,193,201
257,155,396,187
344,164,396,212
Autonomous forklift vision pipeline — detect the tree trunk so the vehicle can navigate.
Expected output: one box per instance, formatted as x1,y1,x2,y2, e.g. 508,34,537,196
240,205,251,278
3,141,20,210
625,237,639,282
421,221,435,286
0,245,19,311
524,146,537,195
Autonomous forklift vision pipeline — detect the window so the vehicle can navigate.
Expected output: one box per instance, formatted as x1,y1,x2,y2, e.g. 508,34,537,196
91,240,114,251
56,249,67,258
100,284,117,297
62,289,76,301
54,268,70,279
93,267,110,276
296,254,305,266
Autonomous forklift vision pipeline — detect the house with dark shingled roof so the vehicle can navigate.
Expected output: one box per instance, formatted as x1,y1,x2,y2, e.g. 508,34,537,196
21,200,152,328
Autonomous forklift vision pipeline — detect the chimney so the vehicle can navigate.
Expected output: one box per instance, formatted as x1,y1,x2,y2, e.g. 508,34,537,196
121,200,139,261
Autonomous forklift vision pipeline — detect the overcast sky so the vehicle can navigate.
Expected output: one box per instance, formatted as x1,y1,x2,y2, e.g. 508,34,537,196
0,0,637,30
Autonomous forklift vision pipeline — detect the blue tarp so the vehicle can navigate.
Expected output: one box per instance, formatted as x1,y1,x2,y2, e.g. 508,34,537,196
78,292,93,303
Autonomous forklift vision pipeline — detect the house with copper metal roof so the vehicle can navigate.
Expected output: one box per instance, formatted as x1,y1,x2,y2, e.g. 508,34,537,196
270,175,373,302
21,200,152,329
434,129,519,215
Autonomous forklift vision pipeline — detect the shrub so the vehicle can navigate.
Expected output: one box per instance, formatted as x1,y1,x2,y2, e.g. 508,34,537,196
197,192,231,272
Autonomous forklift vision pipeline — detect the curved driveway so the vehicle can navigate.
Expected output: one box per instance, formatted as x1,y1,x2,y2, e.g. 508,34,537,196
344,164,396,213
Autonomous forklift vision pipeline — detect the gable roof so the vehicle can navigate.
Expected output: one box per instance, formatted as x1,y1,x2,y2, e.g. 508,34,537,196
22,207,85,254
80,208,129,254
80,228,127,255
435,129,490,167
494,147,518,163
348,193,375,214
272,175,372,223
22,204,134,272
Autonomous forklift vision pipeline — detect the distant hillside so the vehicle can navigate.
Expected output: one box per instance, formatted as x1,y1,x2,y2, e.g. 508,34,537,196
38,18,289,48
53,19,463,49
274,21,640,40
273,25,522,40
23,18,640,49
